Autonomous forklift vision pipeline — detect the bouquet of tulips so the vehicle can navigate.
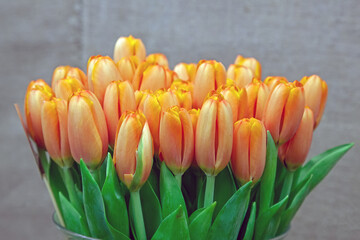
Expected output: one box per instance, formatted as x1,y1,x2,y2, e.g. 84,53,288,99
17,35,353,240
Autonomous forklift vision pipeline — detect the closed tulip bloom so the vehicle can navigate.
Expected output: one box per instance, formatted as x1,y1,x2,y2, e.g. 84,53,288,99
135,90,152,110
25,79,54,149
278,107,314,171
104,81,136,147
231,118,266,185
164,68,177,89
113,35,146,62
52,66,87,89
263,81,305,145
219,85,241,123
116,56,140,83
300,75,328,128
193,60,226,108
41,98,73,167
146,53,169,67
67,67,88,89
113,111,153,191
264,76,288,93
246,79,270,121
170,79,194,97
159,106,194,175
171,89,192,110
227,64,254,88
133,62,168,91
173,63,196,82
195,93,233,176
87,56,122,104
234,56,262,80
68,90,108,169
53,77,84,101
238,87,248,120
51,65,71,88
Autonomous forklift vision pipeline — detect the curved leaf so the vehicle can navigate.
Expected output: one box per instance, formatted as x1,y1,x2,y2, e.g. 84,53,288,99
151,205,190,240
207,181,252,240
189,202,216,240
243,202,256,240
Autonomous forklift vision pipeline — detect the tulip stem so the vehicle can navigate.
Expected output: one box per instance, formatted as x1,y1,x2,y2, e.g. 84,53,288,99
130,190,147,240
279,171,294,202
204,175,216,207
63,167,85,216
175,174,182,189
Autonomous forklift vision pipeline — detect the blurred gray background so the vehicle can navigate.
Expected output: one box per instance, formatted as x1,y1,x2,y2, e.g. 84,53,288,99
1,0,359,239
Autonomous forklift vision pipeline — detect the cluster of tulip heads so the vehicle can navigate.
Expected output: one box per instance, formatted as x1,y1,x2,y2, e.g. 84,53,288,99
24,35,328,194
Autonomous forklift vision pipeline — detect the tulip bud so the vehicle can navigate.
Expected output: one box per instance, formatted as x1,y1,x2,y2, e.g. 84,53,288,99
173,63,196,82
68,90,108,169
159,106,194,175
41,98,73,168
246,79,270,121
103,81,136,147
116,56,140,83
164,68,177,89
193,60,226,108
278,107,314,171
263,81,305,145
227,64,254,88
171,89,192,110
140,90,179,153
234,56,262,80
195,93,233,176
113,111,153,191
135,90,152,109
87,56,122,104
300,75,328,128
24,79,54,149
264,76,288,93
53,77,84,101
132,62,168,91
113,35,146,62
219,85,241,123
52,66,87,89
231,118,266,185
170,79,194,96
146,53,169,67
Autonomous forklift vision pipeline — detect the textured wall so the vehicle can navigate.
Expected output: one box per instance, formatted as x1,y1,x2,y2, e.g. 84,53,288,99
1,0,359,239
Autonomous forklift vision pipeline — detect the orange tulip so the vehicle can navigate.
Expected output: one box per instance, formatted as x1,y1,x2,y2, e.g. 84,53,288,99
41,98,73,167
227,64,254,88
116,56,140,83
146,53,169,67
264,76,288,93
231,118,266,185
171,88,192,110
135,90,152,109
234,55,262,80
195,93,233,176
219,85,241,123
103,81,136,147
113,35,146,62
300,75,328,128
193,60,226,108
173,63,196,82
133,62,168,91
164,68,177,89
52,66,87,89
52,77,84,101
159,106,194,175
24,79,54,149
246,79,270,121
263,81,305,145
87,56,122,104
113,111,153,191
278,107,314,171
68,90,108,169
140,90,179,153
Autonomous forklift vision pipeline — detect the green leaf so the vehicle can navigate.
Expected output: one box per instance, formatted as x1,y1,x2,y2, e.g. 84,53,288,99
107,222,131,240
80,159,113,239
151,205,190,240
297,143,354,192
259,132,278,215
99,154,108,189
254,196,288,240
189,202,216,240
148,167,160,197
59,192,90,236
197,176,206,209
213,165,237,218
48,159,68,216
102,153,129,237
140,181,163,239
160,162,188,219
277,175,312,234
207,181,252,240
189,208,205,224
243,202,256,240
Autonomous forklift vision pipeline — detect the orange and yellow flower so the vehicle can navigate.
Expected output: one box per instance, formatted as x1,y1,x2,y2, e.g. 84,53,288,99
173,63,196,82
234,55,262,80
113,35,146,62
52,77,84,101
246,79,270,121
146,53,169,67
227,64,254,88
116,56,140,84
